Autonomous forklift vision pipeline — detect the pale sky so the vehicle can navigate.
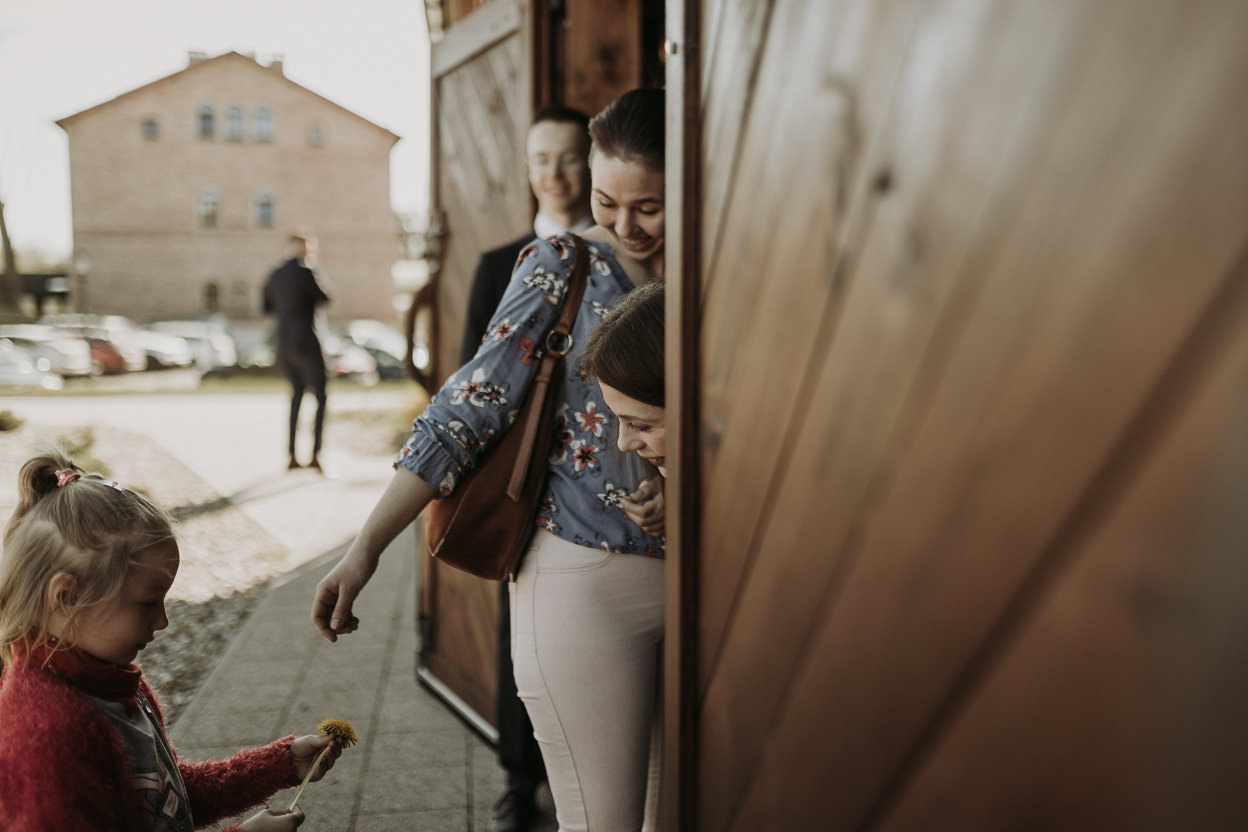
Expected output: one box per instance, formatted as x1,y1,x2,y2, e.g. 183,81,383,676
0,0,431,262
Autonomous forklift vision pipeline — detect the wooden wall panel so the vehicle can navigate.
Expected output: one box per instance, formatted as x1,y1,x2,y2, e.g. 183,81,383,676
689,0,1248,827
432,34,530,383
697,0,773,274
564,0,644,116
696,0,924,700
876,258,1248,829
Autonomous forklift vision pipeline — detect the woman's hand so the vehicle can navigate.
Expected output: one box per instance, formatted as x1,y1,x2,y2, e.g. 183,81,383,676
291,733,343,782
622,478,665,537
311,552,372,642
238,805,305,830
311,468,436,642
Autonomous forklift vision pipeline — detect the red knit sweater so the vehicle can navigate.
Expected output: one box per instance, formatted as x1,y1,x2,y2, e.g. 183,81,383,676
0,662,299,831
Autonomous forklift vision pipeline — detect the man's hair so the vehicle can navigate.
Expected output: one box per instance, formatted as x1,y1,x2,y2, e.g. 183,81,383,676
531,104,591,134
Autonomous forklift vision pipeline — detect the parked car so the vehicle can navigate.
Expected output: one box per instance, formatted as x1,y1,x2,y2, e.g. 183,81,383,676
0,324,95,377
322,331,379,386
345,319,426,379
85,336,129,374
38,313,147,373
145,319,238,372
356,342,407,380
133,329,195,369
0,338,65,390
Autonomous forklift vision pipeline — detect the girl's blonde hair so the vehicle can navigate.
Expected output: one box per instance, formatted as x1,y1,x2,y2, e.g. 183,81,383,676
0,449,175,664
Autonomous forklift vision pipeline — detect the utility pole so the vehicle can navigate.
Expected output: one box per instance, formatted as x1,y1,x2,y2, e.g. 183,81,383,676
0,199,20,311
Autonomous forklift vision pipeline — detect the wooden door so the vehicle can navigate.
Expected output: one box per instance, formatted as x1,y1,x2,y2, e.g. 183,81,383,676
419,0,534,735
672,0,1248,828
416,0,663,735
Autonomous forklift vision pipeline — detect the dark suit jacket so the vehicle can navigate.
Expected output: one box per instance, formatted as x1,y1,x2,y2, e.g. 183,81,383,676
263,258,329,357
460,233,535,364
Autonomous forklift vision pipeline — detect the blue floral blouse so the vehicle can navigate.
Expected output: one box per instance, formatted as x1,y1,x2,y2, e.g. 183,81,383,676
396,233,665,558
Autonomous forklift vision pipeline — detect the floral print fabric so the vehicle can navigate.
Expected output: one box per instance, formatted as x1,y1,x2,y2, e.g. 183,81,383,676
397,234,665,557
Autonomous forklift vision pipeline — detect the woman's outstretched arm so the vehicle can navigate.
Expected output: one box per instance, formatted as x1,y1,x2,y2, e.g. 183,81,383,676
311,467,436,641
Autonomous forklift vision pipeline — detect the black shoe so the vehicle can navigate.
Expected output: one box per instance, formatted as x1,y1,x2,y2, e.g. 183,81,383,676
493,788,537,832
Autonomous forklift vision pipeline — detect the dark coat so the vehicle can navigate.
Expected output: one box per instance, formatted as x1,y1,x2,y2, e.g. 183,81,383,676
263,258,329,357
461,233,536,364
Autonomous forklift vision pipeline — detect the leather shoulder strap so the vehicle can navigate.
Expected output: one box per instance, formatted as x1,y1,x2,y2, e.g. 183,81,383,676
505,235,590,499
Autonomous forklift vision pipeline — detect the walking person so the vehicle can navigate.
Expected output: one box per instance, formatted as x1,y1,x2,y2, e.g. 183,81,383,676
263,231,331,472
312,88,669,832
462,104,596,832
0,451,345,830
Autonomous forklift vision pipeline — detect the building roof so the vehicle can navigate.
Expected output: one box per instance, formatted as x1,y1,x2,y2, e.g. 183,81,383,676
55,50,400,143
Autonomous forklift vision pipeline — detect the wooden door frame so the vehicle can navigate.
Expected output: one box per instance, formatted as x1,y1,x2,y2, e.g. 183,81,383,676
665,0,701,828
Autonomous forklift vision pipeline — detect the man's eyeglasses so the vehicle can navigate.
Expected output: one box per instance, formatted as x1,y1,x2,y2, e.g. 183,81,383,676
527,152,587,174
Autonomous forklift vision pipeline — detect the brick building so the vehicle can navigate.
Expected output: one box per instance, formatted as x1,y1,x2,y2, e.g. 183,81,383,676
56,51,400,324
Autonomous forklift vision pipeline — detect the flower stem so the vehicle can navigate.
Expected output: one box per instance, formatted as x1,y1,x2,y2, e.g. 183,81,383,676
287,744,331,811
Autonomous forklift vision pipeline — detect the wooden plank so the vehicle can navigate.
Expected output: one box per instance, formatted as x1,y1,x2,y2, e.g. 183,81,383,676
433,0,522,77
698,0,775,283
695,0,925,700
876,248,1248,829
697,1,1092,824
719,0,1248,827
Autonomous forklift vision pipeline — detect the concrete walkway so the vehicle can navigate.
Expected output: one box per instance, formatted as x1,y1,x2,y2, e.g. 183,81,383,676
170,530,524,831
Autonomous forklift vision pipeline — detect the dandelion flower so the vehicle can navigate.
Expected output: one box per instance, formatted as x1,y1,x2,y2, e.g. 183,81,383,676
287,717,359,810
317,717,358,747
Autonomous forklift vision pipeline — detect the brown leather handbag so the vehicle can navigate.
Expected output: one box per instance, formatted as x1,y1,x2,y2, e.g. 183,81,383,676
424,235,590,580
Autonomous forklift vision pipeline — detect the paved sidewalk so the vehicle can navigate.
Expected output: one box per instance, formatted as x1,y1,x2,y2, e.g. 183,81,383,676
170,528,530,831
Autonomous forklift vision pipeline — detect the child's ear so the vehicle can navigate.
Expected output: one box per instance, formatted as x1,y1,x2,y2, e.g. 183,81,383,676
46,573,79,615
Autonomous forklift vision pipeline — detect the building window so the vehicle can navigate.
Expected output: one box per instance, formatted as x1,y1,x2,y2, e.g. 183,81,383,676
307,124,324,146
198,187,219,228
142,118,159,140
255,193,275,228
226,106,244,141
204,282,220,314
254,106,273,141
198,105,215,139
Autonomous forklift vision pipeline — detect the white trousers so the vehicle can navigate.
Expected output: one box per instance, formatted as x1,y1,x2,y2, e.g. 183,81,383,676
511,531,665,832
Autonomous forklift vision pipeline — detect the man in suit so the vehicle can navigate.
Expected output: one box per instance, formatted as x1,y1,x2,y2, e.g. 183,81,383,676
264,231,331,472
463,105,594,832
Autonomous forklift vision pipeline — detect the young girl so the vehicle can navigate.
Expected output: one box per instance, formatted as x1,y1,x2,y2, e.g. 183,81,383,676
0,451,341,831
582,280,668,479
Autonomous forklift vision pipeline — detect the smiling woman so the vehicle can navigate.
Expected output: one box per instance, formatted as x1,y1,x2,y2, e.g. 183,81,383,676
587,89,668,278
581,280,667,476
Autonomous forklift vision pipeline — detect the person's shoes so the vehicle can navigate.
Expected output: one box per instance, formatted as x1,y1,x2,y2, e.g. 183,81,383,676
287,456,301,470
493,788,537,832
307,456,323,473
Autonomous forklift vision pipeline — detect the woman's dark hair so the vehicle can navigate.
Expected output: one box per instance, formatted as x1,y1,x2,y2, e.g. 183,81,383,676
588,88,665,172
581,281,665,408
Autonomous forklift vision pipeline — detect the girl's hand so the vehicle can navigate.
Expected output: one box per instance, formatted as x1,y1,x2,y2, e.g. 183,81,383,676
238,805,305,830
291,733,342,782
622,478,665,537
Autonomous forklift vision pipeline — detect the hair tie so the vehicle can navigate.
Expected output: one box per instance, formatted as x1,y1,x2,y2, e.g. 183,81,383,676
55,468,81,488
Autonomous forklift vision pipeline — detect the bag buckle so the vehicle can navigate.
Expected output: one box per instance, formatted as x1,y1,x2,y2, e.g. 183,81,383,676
545,330,574,356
